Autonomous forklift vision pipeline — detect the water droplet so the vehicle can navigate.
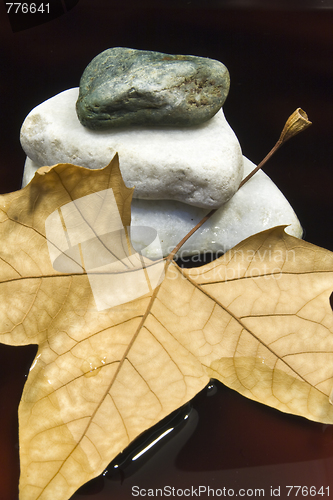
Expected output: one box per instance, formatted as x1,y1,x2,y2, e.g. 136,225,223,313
81,355,106,378
207,381,217,396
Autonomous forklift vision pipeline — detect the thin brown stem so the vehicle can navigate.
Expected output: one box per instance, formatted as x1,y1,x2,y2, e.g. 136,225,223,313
166,137,283,262
165,108,311,262
165,208,217,263
238,139,282,189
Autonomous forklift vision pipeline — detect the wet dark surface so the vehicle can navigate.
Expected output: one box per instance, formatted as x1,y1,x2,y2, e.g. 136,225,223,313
0,2,333,499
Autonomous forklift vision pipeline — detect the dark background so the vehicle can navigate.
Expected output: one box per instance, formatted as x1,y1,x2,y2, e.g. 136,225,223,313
0,0,333,250
0,1,333,499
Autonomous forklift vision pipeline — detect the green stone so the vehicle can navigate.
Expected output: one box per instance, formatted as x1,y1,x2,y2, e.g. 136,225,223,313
76,47,230,130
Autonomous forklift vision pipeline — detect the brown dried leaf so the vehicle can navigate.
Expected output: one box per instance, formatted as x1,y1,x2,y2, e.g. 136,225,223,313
1,157,333,500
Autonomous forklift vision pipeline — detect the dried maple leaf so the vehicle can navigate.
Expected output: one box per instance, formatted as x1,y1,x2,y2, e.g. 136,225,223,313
1,154,333,500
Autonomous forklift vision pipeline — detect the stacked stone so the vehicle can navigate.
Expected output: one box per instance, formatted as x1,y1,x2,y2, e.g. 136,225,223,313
20,48,302,257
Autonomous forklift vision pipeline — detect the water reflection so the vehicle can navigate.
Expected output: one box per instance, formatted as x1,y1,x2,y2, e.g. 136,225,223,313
71,381,333,499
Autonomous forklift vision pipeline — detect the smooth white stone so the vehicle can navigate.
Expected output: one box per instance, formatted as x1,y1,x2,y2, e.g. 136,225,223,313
20,88,243,209
23,156,302,258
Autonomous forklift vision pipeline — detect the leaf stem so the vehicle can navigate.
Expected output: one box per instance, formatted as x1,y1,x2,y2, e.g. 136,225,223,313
166,108,311,262
165,208,216,263
237,138,282,190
